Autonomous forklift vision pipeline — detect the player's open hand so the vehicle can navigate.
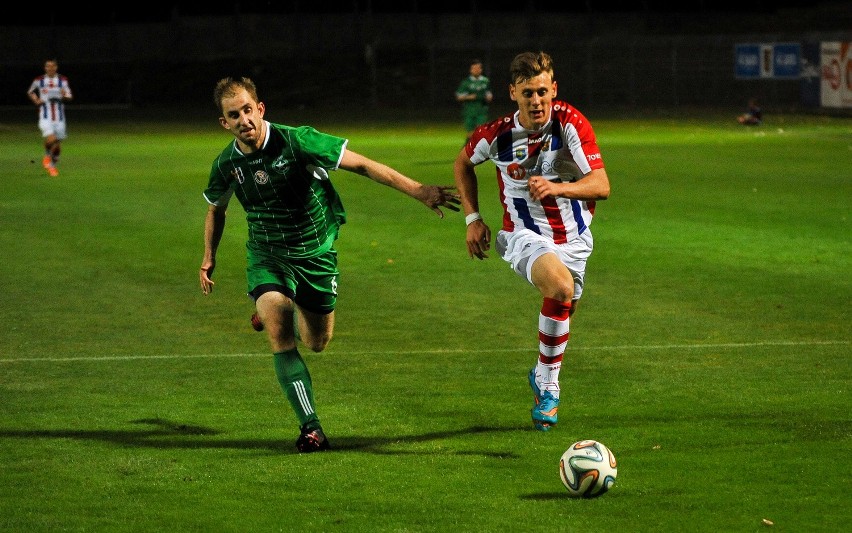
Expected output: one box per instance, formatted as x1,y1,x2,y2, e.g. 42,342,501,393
421,185,461,218
199,263,216,295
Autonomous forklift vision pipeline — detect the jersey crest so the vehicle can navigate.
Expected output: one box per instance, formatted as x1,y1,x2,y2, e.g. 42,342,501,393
271,155,288,174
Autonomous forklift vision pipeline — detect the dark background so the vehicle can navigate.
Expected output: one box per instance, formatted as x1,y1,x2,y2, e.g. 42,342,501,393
4,1,850,115
9,1,847,26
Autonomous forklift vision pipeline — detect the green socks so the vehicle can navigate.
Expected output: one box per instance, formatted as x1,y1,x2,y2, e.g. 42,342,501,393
273,349,319,430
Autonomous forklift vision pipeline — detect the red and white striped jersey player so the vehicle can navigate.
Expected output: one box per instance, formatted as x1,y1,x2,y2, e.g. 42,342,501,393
27,59,73,177
453,51,611,432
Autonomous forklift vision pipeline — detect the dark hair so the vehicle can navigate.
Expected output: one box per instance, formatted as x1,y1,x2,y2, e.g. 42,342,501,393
213,76,259,112
509,51,554,85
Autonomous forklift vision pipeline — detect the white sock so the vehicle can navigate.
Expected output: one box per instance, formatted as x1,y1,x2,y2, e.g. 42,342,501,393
535,359,562,398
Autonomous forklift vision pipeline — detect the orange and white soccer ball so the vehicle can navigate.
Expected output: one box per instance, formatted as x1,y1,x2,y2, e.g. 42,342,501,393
559,440,618,498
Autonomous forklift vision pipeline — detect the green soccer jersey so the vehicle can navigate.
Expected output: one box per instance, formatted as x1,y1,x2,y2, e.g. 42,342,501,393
455,75,492,114
203,122,348,259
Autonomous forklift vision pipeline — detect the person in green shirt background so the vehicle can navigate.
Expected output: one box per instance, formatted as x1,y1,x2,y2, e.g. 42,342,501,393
199,76,460,453
455,58,493,144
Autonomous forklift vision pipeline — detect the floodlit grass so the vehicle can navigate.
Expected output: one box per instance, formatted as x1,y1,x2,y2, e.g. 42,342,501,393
0,108,849,532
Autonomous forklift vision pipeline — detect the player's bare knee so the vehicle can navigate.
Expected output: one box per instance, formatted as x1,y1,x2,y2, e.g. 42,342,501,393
547,281,574,303
303,333,332,353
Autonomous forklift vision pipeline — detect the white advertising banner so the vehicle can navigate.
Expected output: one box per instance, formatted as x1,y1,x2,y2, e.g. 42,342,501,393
820,41,852,109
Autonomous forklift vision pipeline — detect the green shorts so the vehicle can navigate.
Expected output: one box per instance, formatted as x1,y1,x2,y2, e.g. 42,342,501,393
463,106,488,132
245,245,339,314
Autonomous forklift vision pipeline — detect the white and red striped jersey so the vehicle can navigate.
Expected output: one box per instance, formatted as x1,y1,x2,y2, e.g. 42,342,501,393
28,74,72,123
465,101,605,243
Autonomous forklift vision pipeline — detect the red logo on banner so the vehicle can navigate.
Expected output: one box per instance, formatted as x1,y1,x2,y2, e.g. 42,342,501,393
823,59,841,90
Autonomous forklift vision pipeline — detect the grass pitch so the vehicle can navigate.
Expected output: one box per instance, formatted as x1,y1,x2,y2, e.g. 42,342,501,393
0,107,849,532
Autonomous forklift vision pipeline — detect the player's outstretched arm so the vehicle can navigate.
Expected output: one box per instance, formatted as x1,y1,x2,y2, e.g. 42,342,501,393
339,149,460,218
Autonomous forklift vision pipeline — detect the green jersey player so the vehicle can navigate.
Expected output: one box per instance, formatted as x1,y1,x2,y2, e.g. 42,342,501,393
200,77,460,453
455,59,493,143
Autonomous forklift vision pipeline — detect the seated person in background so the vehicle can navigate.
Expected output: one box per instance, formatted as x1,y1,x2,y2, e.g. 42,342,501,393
737,98,762,126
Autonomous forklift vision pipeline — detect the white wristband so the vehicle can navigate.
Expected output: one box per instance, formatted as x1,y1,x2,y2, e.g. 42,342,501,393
465,212,482,226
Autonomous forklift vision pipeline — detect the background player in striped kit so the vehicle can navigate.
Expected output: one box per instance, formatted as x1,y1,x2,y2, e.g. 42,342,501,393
453,51,611,431
27,59,73,177
200,77,460,453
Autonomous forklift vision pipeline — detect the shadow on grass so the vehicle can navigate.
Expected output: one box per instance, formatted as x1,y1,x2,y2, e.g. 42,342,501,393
0,417,527,458
520,492,580,500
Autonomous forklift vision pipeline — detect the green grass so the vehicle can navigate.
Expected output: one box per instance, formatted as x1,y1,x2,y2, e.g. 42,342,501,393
0,109,849,532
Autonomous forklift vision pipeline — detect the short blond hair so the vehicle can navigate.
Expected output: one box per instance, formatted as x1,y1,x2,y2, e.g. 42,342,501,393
213,77,259,113
509,51,554,85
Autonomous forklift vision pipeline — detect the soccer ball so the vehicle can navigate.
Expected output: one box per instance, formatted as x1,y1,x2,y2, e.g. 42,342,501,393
559,440,618,498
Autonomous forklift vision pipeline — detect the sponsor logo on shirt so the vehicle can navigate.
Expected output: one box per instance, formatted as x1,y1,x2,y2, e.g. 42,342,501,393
254,170,269,185
507,162,526,180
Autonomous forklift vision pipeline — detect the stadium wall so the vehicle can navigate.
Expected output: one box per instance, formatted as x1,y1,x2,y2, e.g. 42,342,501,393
2,12,849,113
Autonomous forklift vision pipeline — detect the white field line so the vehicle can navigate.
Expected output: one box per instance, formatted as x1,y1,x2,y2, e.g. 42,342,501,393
0,339,848,364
